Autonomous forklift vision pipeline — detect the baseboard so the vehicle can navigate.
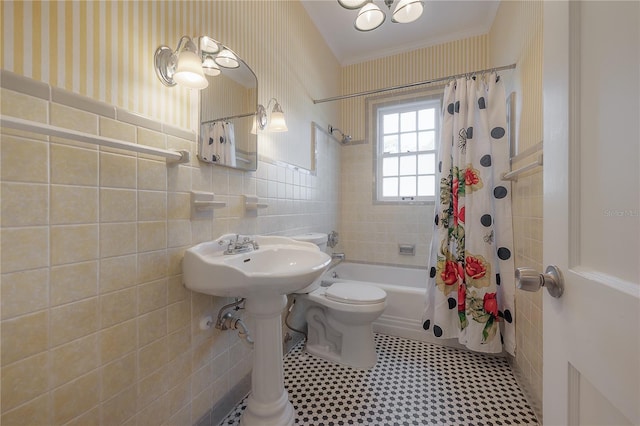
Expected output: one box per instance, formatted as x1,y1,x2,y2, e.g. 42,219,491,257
508,356,542,424
194,373,252,426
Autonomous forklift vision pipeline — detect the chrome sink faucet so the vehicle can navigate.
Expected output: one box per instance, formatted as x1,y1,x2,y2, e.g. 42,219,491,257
224,234,259,255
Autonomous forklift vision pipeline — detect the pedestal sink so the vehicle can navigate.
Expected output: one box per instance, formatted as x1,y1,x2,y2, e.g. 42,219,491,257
183,234,331,426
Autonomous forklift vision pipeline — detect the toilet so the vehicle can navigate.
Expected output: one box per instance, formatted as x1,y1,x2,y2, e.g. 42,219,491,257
290,233,387,369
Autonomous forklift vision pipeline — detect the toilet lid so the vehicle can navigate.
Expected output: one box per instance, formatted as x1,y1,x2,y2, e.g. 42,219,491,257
325,282,386,305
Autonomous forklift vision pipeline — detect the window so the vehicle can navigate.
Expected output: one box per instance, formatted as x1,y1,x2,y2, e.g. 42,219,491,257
375,98,440,203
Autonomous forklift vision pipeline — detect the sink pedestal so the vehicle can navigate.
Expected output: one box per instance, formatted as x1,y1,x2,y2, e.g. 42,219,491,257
240,295,294,426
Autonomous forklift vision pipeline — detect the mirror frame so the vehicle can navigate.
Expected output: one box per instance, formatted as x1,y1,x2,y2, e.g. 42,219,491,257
198,38,258,171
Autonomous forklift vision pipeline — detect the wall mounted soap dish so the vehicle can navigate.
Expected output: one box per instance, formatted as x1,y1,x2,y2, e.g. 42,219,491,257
191,191,226,219
243,195,268,216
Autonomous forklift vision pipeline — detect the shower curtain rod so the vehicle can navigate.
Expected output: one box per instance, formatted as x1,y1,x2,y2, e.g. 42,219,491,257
313,63,517,104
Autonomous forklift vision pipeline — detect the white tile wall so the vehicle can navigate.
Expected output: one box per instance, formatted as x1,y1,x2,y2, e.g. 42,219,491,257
0,76,340,425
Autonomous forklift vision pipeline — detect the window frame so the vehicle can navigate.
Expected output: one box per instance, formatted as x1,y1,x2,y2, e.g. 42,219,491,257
371,92,442,204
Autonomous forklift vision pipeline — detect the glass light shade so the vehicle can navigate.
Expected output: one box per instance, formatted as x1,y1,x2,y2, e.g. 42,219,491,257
173,49,208,89
338,0,369,10
215,49,240,69
355,2,385,32
202,56,221,76
199,36,219,54
391,0,424,23
268,111,288,132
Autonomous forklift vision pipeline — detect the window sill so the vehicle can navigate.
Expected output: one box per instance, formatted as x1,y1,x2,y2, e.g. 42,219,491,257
372,199,435,206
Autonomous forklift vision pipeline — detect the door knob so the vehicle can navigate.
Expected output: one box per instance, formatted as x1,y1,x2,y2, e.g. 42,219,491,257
515,265,564,298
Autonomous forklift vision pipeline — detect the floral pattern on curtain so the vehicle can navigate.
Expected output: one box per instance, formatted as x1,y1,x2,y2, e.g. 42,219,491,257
423,75,516,355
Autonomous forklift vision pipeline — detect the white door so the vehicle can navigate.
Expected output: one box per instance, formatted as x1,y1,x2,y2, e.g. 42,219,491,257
542,1,640,425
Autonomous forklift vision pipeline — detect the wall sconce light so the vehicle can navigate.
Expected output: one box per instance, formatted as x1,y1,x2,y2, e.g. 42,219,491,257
256,98,288,132
154,36,208,89
154,36,240,90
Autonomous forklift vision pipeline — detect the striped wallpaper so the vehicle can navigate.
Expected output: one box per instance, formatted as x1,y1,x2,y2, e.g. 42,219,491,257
0,1,341,169
488,1,544,418
336,34,490,268
340,35,489,141
489,0,543,153
2,1,193,128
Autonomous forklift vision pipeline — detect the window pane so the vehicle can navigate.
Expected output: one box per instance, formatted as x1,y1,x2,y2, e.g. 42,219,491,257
418,108,435,130
383,135,399,153
400,133,417,152
399,155,416,175
418,130,435,151
377,100,440,202
399,176,416,197
418,175,436,196
383,113,398,134
383,157,398,176
383,177,398,197
400,112,416,132
418,153,435,174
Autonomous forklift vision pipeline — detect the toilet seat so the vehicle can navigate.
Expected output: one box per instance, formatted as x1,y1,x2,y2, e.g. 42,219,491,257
325,282,386,305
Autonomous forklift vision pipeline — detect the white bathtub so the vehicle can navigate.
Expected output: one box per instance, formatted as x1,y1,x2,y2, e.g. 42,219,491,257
318,262,441,344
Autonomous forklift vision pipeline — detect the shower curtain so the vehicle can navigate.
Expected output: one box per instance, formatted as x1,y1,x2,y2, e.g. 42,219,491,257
423,74,516,355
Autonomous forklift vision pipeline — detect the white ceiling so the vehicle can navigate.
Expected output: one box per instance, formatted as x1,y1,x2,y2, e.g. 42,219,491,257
300,0,500,66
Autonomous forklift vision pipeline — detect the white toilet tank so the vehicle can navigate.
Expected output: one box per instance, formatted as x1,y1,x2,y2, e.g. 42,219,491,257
290,233,328,294
290,232,327,252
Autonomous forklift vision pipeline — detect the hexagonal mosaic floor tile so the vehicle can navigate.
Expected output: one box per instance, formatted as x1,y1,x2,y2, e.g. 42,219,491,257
220,334,539,426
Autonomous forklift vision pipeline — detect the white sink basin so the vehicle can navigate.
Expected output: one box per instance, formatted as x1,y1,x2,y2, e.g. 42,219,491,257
184,234,332,425
183,234,331,297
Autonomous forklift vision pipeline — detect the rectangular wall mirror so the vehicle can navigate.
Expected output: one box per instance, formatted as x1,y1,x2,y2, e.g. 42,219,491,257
198,40,258,171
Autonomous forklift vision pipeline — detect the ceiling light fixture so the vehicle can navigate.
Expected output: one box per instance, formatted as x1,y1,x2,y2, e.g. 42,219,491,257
201,55,221,76
340,0,424,32
391,0,424,23
214,49,240,69
355,2,385,31
338,0,369,9
199,36,220,54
